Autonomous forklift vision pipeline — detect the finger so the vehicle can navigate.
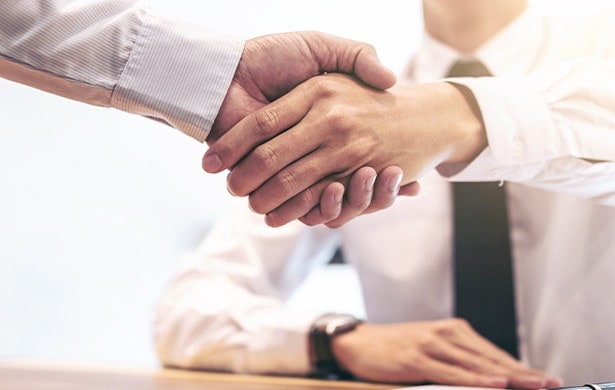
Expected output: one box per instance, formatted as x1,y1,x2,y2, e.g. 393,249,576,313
202,82,314,174
416,359,508,389
311,32,397,89
324,167,377,228
264,180,337,228
423,337,553,389
298,205,325,227
247,148,351,214
298,182,344,226
300,168,375,227
398,181,421,196
507,372,554,390
545,376,564,388
425,337,511,376
362,166,402,214
446,323,563,388
226,122,319,196
353,44,397,89
448,319,523,368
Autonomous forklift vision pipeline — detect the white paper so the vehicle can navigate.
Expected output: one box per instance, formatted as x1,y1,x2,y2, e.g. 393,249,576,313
395,386,501,390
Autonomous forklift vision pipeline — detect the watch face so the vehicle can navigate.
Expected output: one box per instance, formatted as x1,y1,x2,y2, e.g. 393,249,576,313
323,315,361,336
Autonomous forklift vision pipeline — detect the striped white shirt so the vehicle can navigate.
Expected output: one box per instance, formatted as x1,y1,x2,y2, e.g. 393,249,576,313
0,0,244,141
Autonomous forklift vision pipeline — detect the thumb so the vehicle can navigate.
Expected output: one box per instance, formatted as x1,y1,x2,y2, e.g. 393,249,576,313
398,182,421,196
311,32,397,90
353,43,397,89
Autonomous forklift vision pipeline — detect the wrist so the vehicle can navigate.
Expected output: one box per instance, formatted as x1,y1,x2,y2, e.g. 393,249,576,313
441,82,488,164
308,313,363,379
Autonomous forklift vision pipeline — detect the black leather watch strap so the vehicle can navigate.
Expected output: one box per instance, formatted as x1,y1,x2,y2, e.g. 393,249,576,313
308,313,363,379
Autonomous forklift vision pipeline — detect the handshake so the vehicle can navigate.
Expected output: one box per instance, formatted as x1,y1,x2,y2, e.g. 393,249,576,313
203,32,486,228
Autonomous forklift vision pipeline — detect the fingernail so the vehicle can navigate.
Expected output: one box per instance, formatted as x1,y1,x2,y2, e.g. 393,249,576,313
488,376,508,388
388,173,402,193
519,375,547,389
364,175,376,192
549,376,564,387
265,213,278,227
334,191,344,204
226,182,237,197
203,152,223,172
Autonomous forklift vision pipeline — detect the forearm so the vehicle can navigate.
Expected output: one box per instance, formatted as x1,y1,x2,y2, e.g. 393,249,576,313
152,264,316,374
152,212,332,374
443,58,615,204
0,0,243,141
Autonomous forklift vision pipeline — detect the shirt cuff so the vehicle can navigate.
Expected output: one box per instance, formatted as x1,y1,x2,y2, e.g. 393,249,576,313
240,308,321,375
112,11,244,142
442,76,557,181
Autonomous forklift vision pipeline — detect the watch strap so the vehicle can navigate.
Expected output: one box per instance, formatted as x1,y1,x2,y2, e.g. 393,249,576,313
308,313,362,379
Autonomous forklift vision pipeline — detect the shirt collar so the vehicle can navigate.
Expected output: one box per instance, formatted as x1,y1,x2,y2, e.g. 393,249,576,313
404,5,545,82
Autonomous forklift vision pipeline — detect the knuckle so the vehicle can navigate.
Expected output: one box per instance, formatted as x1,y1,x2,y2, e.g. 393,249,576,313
310,77,338,96
274,170,299,199
417,334,438,351
324,104,353,129
253,108,281,138
451,317,471,329
365,43,376,52
297,186,321,209
400,354,425,372
252,144,281,173
436,318,468,336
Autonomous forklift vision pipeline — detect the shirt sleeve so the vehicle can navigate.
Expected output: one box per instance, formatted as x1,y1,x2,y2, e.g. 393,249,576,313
0,0,244,142
152,204,338,374
444,57,615,206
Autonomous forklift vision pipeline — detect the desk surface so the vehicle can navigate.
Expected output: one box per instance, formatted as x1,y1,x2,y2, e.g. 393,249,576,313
0,361,399,390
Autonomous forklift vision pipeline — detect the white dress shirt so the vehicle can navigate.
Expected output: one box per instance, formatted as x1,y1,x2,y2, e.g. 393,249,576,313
153,6,615,384
0,1,244,142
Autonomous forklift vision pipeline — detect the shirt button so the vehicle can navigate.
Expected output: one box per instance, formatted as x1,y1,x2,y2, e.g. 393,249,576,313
511,139,524,158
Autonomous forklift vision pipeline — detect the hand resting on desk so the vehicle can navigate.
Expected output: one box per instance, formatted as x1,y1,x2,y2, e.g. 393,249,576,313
330,319,563,389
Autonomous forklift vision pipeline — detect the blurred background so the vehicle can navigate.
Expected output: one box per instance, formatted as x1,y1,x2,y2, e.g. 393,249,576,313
0,0,607,368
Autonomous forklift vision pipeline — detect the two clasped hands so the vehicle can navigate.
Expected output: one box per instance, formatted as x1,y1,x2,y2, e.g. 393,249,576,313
202,31,487,228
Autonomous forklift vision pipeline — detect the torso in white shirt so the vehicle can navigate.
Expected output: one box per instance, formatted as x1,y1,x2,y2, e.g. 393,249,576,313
345,7,615,383
155,6,615,384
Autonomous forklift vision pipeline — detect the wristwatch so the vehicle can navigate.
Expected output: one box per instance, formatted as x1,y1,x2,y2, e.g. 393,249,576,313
308,313,363,379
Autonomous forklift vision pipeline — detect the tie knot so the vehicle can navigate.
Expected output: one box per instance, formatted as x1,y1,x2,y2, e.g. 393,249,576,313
446,60,492,77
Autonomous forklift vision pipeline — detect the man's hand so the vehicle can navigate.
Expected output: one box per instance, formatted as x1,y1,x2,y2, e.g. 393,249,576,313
205,31,397,144
205,73,487,227
302,167,421,228
204,31,404,227
331,319,563,388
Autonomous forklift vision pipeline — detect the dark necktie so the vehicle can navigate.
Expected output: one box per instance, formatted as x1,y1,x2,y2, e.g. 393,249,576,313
448,60,519,358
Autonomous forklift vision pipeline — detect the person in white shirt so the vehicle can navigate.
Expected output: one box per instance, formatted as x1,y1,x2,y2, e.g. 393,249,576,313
1,0,410,220
155,0,615,387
